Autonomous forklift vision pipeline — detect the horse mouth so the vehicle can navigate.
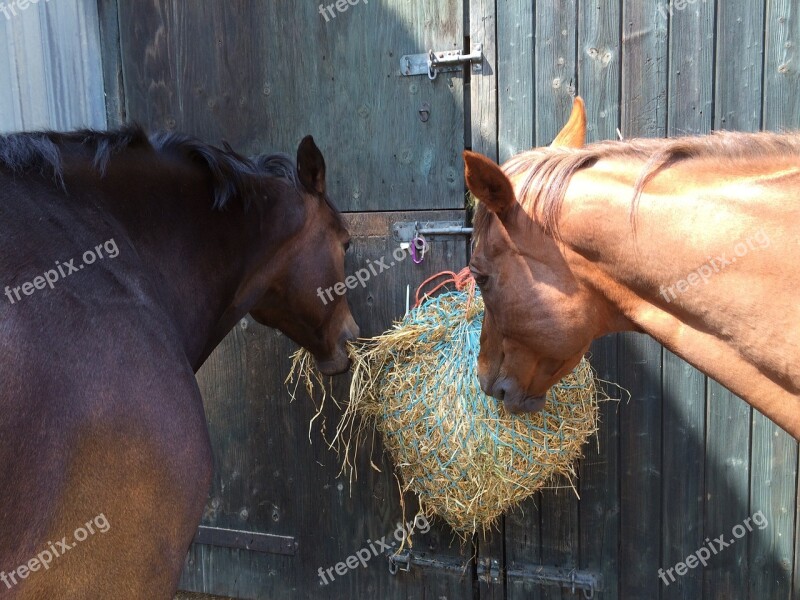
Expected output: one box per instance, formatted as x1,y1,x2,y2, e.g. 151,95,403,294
479,373,548,414
503,394,548,414
314,349,352,376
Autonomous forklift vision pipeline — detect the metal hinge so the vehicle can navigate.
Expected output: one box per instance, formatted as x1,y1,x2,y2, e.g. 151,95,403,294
400,43,483,80
193,526,297,556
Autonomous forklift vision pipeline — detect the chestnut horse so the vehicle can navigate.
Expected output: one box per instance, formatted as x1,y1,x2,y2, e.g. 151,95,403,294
0,127,357,598
464,97,800,440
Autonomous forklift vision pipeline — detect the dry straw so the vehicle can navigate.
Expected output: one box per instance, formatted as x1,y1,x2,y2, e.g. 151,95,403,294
289,287,601,537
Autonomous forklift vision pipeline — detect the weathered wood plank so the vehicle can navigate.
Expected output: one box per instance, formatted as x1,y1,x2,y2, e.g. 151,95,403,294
494,2,542,598
749,412,795,600
470,0,498,160
97,0,126,127
535,5,584,599
497,0,534,163
714,0,765,132
616,4,668,599
617,333,663,599
576,0,620,143
116,0,464,212
763,0,800,131
665,0,714,137
535,0,579,146
660,2,715,599
661,352,706,599
576,3,622,599
751,5,800,599
702,1,764,597
579,336,620,600
621,1,667,139
702,381,752,598
471,3,505,599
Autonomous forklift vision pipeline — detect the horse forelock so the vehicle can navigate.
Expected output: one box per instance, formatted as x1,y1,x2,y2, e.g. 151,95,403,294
484,130,800,241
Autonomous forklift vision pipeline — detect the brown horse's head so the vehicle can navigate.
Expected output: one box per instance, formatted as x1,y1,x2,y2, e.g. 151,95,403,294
464,98,596,413
248,136,358,375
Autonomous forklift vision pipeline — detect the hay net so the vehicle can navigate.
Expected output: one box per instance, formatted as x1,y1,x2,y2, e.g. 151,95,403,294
336,286,600,537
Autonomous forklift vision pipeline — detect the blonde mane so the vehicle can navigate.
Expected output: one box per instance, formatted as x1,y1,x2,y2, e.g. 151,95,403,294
476,130,800,240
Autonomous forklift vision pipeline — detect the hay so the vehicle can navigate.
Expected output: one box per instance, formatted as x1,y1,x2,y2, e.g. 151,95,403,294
289,289,602,537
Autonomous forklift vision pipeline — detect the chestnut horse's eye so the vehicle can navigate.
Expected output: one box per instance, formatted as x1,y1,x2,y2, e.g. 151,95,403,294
471,271,489,288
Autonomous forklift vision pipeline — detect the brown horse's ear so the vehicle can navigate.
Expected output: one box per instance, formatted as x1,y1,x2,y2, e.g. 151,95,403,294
463,151,516,218
551,96,586,148
297,135,326,195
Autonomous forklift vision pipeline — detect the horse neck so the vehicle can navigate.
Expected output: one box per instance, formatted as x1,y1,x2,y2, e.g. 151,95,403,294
96,154,275,369
555,154,800,437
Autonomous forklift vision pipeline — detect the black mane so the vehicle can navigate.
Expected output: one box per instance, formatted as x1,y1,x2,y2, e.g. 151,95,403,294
0,124,299,209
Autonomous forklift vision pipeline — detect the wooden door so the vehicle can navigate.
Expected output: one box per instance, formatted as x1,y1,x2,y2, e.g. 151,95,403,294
102,1,476,598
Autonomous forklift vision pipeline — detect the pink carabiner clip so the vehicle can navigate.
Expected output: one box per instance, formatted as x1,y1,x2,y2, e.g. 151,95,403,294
411,235,427,264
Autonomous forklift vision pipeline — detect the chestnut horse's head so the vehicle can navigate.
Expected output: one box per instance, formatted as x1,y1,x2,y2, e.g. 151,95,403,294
248,136,358,375
464,98,596,413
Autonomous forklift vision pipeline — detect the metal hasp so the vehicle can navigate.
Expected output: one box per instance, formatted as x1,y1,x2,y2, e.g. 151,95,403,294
400,43,483,80
507,564,602,599
194,526,297,556
386,550,499,581
386,550,601,599
391,220,473,243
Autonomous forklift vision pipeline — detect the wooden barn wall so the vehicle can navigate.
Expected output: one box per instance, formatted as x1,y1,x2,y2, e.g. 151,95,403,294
0,0,106,133
496,1,800,599
84,0,800,599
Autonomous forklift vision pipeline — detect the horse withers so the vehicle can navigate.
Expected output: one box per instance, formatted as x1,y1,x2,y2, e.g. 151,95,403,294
464,97,800,440
0,127,358,597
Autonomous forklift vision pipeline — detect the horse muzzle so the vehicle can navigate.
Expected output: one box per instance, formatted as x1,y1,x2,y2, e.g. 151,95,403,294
480,375,547,414
315,319,359,376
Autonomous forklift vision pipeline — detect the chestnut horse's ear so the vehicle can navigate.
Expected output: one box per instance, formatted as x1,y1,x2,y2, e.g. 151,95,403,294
463,151,516,218
550,96,586,148
297,135,326,195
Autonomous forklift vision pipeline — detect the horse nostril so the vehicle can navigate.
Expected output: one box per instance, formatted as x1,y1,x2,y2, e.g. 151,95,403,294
342,327,358,344
492,379,511,402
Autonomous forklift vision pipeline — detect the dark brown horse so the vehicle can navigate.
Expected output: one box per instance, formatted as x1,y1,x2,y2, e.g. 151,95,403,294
0,127,358,597
464,97,800,440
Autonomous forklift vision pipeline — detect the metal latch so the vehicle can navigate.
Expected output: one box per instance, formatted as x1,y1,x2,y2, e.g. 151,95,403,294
386,550,601,599
391,220,473,243
400,43,483,80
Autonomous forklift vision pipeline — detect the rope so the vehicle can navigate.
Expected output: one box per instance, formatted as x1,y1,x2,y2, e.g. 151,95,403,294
414,266,476,309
